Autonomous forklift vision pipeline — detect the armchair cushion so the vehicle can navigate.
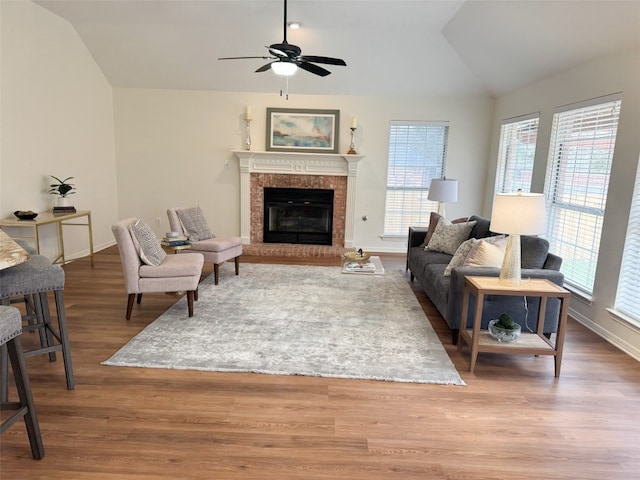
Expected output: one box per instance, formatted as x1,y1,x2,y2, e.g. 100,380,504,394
129,219,166,266
176,206,214,242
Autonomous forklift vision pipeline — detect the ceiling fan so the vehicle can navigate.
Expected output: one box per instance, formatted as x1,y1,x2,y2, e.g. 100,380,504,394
218,0,347,77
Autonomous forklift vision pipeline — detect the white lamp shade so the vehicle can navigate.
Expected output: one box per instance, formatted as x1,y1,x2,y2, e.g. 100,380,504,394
428,178,458,203
490,192,547,235
271,62,298,76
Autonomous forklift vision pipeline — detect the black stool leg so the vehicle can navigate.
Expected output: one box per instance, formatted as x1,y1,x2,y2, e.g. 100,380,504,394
4,335,45,459
0,344,7,403
34,293,57,362
54,290,74,390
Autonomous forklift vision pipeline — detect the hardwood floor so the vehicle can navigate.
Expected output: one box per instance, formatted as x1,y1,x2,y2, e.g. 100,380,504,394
2,246,639,479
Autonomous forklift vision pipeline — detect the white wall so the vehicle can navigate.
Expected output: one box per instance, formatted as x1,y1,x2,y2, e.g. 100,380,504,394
0,0,118,259
486,48,640,359
113,88,494,252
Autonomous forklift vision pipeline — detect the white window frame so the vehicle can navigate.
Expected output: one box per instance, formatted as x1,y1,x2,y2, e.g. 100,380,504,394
612,155,640,327
383,121,449,237
495,113,539,194
543,95,622,296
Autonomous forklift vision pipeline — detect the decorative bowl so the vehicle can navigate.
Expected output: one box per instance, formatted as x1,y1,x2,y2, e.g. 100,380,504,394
343,251,371,263
14,210,38,220
165,231,181,238
488,319,521,343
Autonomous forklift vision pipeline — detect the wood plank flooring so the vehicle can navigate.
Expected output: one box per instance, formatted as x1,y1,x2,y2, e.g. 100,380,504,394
2,246,639,479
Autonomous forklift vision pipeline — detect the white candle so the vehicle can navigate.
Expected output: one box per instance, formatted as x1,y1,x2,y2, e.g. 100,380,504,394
351,117,357,129
245,106,252,120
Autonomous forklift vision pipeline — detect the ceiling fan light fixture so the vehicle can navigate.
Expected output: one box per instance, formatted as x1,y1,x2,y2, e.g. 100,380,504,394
271,61,298,76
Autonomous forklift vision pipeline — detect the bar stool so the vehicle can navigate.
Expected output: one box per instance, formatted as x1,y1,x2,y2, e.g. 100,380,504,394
0,305,45,459
0,253,74,395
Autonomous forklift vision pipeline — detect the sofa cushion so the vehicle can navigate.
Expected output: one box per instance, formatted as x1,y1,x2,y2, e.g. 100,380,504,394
468,215,494,239
423,212,470,246
176,206,214,242
521,236,550,269
426,219,476,255
463,239,506,268
444,238,476,277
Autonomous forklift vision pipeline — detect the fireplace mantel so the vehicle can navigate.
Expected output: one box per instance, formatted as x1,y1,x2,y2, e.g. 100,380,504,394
232,150,365,248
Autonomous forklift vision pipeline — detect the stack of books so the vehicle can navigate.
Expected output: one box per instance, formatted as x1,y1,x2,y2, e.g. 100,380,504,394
161,236,190,247
52,205,76,215
344,261,376,273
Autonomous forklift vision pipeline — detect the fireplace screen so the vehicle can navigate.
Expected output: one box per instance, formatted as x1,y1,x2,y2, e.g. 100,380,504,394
263,188,334,245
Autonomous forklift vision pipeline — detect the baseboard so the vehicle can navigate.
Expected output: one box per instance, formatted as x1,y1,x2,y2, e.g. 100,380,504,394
570,307,640,361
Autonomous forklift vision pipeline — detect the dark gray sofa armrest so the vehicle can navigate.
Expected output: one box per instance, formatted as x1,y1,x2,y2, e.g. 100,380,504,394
446,266,565,332
543,252,563,271
407,227,429,270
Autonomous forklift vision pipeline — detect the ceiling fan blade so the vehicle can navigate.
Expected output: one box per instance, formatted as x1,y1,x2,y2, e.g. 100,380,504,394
297,61,331,77
298,56,347,66
219,56,273,60
255,62,275,73
268,46,288,58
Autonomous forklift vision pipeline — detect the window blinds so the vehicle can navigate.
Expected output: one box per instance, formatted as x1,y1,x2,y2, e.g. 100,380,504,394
495,113,539,194
615,158,640,322
384,121,448,236
544,97,621,294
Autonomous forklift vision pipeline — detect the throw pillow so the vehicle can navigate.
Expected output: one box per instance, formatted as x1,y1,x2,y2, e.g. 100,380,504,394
176,206,214,242
426,220,476,255
423,212,443,246
443,238,476,277
463,239,506,268
129,219,167,266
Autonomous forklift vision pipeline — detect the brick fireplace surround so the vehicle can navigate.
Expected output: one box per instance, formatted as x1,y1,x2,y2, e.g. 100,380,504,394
233,151,364,257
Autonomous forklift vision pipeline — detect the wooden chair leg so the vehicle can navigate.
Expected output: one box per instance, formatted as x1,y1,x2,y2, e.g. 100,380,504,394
4,335,45,460
194,288,198,302
234,256,240,275
136,293,143,304
187,291,195,317
126,294,135,320
214,264,220,285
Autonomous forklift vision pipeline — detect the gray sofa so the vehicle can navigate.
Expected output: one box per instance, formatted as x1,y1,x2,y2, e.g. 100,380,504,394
407,215,564,344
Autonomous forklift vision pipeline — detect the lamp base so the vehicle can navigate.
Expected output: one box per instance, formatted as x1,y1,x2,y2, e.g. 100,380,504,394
499,234,522,286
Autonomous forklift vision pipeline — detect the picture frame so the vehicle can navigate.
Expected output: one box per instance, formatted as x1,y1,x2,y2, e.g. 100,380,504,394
266,108,340,154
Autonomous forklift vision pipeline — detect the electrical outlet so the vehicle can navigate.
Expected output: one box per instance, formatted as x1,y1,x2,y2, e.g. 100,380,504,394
155,217,161,226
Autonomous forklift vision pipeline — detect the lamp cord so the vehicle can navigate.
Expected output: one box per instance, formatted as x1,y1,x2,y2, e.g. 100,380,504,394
523,296,534,332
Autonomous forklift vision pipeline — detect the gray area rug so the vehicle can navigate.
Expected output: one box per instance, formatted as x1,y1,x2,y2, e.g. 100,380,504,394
103,263,464,385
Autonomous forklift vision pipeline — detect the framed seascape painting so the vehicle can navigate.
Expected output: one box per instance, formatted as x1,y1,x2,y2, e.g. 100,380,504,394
266,108,340,154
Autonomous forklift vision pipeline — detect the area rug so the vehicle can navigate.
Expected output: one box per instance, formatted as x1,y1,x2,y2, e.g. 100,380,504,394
103,263,464,385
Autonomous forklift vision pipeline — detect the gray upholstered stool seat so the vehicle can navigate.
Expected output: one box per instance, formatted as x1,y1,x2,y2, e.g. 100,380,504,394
0,305,44,459
0,253,74,391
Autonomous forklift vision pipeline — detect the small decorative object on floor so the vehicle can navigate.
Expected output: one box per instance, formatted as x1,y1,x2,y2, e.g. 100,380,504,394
14,210,38,220
488,313,521,342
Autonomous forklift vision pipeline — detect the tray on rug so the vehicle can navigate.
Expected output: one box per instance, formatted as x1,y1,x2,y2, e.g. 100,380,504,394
103,263,464,385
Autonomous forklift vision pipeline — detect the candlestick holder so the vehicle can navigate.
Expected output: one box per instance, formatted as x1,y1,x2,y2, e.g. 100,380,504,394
347,127,357,154
245,118,252,150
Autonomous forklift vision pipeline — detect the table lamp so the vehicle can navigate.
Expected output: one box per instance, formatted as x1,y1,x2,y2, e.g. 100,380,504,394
490,190,547,286
428,178,458,217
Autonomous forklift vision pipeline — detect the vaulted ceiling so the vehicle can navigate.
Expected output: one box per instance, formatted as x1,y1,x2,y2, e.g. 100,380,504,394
34,0,640,97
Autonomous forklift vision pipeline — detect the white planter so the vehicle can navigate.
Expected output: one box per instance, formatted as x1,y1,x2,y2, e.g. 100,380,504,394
57,197,70,207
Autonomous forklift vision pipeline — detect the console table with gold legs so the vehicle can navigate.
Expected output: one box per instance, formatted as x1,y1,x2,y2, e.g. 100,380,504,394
0,210,94,267
457,275,570,377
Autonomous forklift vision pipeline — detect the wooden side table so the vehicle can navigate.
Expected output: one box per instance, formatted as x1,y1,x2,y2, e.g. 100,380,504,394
0,210,94,267
457,275,570,377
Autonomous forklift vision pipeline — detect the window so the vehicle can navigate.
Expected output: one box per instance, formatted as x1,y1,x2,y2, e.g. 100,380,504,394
544,96,621,295
383,121,449,236
495,113,539,193
614,157,640,324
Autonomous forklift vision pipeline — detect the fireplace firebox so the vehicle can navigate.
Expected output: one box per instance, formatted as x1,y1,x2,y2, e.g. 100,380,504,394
263,188,334,245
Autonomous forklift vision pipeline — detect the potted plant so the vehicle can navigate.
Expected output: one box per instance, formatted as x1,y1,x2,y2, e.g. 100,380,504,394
488,313,521,342
48,176,76,206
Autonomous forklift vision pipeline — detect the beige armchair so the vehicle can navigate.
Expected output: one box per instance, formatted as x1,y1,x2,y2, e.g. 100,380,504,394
111,218,204,319
167,207,242,285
